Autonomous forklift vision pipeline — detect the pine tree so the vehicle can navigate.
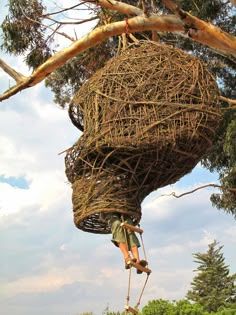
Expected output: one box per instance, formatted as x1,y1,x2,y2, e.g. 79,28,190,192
187,241,236,312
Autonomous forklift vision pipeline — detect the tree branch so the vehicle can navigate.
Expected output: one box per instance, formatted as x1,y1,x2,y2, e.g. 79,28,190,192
161,0,236,58
0,15,184,101
160,184,236,199
19,4,76,42
88,0,144,16
220,96,236,106
0,58,27,83
0,0,236,101
45,15,99,25
43,2,89,17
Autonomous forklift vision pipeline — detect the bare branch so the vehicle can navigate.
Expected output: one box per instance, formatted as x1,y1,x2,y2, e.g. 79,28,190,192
43,2,89,17
19,4,76,41
190,0,200,12
45,15,98,25
88,0,144,16
160,183,236,199
0,58,27,83
220,95,236,106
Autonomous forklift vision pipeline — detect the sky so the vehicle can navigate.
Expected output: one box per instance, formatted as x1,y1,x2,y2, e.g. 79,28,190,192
0,1,236,315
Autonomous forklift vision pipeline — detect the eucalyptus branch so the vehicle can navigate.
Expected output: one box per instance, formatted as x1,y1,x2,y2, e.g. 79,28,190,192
220,96,236,106
42,2,89,17
19,4,75,41
0,0,236,101
87,0,144,16
190,0,200,12
45,15,99,25
161,0,236,58
45,25,61,45
0,15,184,101
160,184,236,199
0,58,26,83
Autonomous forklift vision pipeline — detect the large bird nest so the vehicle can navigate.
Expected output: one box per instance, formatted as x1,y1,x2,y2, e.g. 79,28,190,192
66,41,221,234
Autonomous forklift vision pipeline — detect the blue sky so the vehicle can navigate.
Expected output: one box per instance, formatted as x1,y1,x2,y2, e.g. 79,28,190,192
0,1,236,315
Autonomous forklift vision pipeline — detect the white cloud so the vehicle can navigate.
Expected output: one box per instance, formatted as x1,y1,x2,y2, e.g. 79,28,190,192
0,135,36,177
0,265,91,298
0,167,70,217
225,226,236,239
149,229,215,262
0,183,34,216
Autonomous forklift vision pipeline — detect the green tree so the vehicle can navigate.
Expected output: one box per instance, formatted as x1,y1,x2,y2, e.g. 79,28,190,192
142,299,209,315
187,241,236,313
1,0,51,68
142,299,176,315
175,299,207,315
0,0,236,214
104,299,236,315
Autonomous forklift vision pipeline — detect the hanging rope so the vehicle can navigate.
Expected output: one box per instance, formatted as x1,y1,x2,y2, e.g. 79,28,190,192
126,267,132,313
121,217,151,314
135,273,150,309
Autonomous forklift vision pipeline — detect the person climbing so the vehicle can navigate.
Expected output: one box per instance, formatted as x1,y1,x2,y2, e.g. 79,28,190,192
104,213,148,274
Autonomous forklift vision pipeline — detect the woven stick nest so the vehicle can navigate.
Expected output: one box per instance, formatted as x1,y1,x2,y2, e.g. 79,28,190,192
66,41,221,234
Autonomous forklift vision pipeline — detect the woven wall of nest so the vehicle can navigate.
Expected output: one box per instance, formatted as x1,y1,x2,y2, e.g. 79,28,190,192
66,40,221,234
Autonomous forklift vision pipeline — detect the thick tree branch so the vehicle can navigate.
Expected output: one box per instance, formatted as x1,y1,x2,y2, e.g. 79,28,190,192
160,184,236,199
162,0,236,58
0,58,27,83
0,15,184,101
89,0,144,16
0,0,236,101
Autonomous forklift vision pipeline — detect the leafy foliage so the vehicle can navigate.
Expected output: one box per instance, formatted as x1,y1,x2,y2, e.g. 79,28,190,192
140,298,236,314
142,299,176,314
186,241,236,312
1,0,52,68
201,108,236,217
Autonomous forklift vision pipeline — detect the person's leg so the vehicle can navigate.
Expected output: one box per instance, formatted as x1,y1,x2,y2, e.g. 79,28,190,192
106,214,134,267
126,218,148,273
105,213,147,271
118,242,130,261
126,217,141,262
130,246,140,262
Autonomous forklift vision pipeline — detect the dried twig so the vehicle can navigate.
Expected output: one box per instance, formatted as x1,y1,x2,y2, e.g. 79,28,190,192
160,183,236,199
19,4,76,41
42,2,89,17
45,15,99,25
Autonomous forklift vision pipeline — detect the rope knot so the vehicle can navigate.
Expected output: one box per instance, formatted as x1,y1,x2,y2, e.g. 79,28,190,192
124,18,130,35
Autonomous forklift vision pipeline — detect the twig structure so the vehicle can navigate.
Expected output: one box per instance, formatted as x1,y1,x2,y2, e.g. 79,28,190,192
65,41,221,234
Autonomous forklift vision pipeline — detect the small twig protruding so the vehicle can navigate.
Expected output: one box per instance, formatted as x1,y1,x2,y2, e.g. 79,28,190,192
159,183,236,199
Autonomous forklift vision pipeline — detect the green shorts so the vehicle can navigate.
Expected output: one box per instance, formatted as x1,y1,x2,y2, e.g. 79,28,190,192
105,213,140,249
